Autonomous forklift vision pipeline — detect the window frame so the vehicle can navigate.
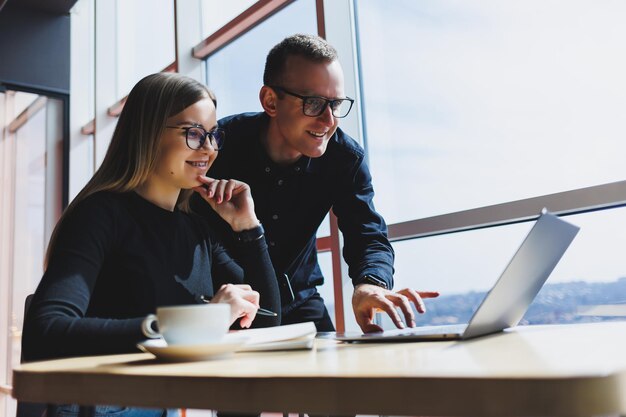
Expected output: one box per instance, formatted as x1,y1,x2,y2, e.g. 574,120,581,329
0,85,69,414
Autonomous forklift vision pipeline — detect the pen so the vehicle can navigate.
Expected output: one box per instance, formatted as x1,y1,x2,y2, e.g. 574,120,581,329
256,307,278,317
200,295,277,317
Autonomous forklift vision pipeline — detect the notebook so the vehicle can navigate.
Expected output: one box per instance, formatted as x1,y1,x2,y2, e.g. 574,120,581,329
333,209,579,342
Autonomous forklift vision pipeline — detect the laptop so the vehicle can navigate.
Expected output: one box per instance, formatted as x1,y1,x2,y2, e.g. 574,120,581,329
333,209,580,342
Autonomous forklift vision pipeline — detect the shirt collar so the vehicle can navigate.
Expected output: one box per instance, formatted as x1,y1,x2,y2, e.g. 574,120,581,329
255,113,319,175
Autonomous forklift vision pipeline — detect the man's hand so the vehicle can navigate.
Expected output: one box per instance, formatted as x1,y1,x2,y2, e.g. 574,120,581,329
352,284,440,333
193,176,260,231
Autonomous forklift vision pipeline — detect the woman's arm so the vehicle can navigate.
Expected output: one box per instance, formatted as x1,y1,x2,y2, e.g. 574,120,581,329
210,233,281,328
194,177,280,327
22,194,144,362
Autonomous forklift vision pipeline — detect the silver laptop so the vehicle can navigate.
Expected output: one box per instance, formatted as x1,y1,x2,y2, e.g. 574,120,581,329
334,209,579,342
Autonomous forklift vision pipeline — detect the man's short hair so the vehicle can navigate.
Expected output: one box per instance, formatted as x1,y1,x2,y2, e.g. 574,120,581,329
263,34,338,86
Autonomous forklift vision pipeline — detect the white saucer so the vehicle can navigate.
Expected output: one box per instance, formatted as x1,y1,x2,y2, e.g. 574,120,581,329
137,336,248,362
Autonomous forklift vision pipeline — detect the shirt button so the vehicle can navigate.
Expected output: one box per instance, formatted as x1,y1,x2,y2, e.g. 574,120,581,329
272,214,279,220
269,241,276,247
265,167,271,173
294,166,301,172
277,179,284,186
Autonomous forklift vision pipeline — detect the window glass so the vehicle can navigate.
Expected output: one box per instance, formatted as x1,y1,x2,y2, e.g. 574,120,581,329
12,103,47,368
13,92,39,116
201,0,257,38
317,213,330,237
116,0,175,98
317,251,336,328
205,0,317,117
378,207,626,329
0,92,5,416
356,1,626,223
1,93,64,416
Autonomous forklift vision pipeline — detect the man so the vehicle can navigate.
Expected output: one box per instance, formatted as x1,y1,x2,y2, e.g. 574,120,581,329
194,34,438,333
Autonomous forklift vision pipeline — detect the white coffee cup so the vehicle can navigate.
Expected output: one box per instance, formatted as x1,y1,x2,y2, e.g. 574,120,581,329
145,304,231,345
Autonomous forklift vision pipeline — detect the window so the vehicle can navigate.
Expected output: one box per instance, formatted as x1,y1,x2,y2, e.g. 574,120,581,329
204,0,318,116
116,0,175,98
0,90,66,416
317,252,336,328
12,100,48,321
355,1,626,222
376,206,626,329
354,1,626,329
200,0,258,38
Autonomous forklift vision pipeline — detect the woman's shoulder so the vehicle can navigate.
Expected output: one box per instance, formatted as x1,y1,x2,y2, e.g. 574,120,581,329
52,191,131,249
75,190,128,213
66,191,135,229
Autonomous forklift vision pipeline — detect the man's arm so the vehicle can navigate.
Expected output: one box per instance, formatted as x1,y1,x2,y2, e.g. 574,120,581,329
332,155,395,287
332,155,438,333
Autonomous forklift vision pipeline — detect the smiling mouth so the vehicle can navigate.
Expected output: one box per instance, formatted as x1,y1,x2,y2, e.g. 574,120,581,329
307,130,327,138
187,161,208,168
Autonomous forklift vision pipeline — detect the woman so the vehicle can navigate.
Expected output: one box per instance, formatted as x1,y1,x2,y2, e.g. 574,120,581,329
22,73,280,417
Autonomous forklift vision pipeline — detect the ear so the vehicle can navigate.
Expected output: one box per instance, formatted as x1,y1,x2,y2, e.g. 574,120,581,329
259,86,278,117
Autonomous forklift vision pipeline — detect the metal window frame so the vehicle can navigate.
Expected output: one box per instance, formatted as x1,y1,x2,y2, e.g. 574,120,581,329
0,84,69,411
192,0,297,59
388,180,626,242
2,82,70,209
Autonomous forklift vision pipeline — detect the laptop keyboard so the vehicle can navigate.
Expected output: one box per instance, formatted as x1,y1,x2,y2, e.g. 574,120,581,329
382,323,468,336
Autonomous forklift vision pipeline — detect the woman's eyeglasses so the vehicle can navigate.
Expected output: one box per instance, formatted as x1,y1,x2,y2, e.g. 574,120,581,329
269,86,354,118
165,126,226,150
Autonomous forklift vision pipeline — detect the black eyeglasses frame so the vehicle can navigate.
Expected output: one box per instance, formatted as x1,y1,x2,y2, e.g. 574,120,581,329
269,86,355,118
164,125,226,151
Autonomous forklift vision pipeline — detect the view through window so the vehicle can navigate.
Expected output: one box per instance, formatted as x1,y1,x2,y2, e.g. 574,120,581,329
355,0,626,328
356,0,626,221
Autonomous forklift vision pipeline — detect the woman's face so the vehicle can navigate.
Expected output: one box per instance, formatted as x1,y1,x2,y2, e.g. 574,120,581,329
152,97,218,191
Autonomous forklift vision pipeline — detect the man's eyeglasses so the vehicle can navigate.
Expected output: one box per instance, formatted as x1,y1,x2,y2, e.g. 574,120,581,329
270,86,354,118
165,126,226,151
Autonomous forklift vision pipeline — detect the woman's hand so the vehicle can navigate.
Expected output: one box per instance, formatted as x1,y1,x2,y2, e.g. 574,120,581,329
210,283,260,328
193,176,260,231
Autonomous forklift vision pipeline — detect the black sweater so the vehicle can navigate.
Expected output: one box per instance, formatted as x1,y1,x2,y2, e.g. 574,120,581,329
22,191,280,362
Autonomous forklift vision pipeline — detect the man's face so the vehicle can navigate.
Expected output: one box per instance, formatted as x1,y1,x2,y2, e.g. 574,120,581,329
269,55,346,161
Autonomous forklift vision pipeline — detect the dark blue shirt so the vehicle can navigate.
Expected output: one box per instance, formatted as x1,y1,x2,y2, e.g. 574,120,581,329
192,112,394,315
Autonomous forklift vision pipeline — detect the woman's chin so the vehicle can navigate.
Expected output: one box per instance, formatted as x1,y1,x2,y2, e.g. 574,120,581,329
181,183,200,191
188,176,207,189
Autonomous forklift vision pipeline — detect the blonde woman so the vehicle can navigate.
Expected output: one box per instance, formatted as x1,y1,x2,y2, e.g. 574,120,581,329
22,73,280,417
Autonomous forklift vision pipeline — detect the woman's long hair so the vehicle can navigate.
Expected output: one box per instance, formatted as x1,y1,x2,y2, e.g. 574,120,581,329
45,72,216,266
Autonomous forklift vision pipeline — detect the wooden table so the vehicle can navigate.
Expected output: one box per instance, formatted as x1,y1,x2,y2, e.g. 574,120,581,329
12,322,626,417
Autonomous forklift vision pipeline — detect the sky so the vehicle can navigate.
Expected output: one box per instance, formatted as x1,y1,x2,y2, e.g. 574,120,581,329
358,0,626,222
355,0,626,293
